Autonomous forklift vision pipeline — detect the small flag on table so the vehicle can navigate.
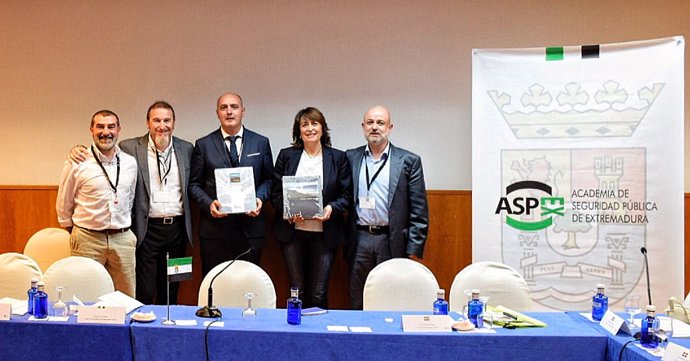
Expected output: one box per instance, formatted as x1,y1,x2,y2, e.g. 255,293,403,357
167,257,193,282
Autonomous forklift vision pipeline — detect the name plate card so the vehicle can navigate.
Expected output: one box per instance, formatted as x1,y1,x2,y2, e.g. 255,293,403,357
0,303,11,320
663,342,690,361
599,310,626,335
402,315,454,333
77,305,126,324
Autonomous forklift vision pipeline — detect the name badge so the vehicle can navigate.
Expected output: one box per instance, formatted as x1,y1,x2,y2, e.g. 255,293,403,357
109,195,126,213
359,196,375,209
153,190,172,203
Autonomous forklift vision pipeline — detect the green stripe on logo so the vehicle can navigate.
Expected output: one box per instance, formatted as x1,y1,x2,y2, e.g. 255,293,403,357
506,216,553,231
546,47,564,61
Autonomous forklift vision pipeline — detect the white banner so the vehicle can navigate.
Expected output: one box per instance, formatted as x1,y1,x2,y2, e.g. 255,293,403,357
472,37,685,311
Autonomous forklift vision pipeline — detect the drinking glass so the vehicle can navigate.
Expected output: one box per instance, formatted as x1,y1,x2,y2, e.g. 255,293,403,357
478,296,494,330
242,293,257,318
53,286,67,317
462,290,472,320
624,295,641,326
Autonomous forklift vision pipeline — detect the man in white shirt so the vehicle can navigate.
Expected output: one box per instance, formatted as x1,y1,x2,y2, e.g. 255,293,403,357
56,110,138,297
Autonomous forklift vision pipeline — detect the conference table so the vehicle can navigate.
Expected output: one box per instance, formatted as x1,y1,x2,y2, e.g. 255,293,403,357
2,305,687,361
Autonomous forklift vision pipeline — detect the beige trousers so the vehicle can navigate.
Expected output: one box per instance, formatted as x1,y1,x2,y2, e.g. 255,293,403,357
70,226,136,297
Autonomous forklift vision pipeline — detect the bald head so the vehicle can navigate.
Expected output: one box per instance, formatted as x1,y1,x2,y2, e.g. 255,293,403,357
361,105,393,148
216,92,245,134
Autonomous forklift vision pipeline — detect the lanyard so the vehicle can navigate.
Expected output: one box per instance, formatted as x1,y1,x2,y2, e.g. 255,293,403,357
91,146,120,194
153,145,173,186
364,152,388,192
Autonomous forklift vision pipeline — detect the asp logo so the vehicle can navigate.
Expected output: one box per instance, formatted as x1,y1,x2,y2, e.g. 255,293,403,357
495,181,565,231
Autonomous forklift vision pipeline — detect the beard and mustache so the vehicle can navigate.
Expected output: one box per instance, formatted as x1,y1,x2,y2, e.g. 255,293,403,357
152,133,171,149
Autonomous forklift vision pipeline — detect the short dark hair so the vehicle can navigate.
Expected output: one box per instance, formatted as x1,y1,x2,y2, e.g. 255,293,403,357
147,100,175,121
90,109,119,128
291,107,331,148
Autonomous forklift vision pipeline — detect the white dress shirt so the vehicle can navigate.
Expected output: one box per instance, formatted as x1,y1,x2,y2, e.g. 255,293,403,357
56,144,137,230
146,135,183,217
221,126,244,160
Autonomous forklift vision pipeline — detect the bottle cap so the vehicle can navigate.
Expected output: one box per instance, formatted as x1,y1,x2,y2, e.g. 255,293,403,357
31,278,38,285
437,289,445,297
646,305,656,312
596,284,605,290
36,281,45,286
471,289,480,296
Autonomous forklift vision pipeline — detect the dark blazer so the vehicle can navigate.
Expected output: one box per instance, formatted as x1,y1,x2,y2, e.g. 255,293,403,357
120,135,194,247
271,146,352,248
346,143,429,258
189,127,273,246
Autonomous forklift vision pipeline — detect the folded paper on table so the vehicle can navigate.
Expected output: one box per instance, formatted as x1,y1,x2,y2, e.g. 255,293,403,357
0,297,27,316
95,291,143,314
487,305,547,328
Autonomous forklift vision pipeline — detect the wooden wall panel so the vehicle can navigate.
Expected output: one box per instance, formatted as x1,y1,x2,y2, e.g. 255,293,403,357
1,187,684,308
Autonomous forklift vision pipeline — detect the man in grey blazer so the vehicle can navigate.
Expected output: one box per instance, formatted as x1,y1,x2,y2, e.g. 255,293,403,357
120,101,194,305
70,101,194,304
189,92,273,276
346,105,429,310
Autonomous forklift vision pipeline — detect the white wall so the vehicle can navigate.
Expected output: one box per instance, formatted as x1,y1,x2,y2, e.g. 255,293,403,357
1,0,688,189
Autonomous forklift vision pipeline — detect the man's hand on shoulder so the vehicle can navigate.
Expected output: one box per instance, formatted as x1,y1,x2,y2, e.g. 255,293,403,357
68,145,88,164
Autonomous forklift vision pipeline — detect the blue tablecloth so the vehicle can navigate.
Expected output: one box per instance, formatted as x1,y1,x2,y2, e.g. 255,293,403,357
131,306,607,361
565,311,690,361
0,312,132,361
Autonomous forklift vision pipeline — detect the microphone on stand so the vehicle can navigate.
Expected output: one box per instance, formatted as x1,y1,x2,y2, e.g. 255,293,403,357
640,247,652,306
196,247,255,318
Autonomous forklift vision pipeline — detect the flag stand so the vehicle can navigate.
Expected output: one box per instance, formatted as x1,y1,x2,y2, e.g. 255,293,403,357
162,252,176,325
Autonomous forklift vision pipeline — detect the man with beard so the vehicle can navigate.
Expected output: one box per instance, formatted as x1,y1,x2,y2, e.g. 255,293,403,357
57,110,138,297
69,101,194,304
346,106,429,310
190,92,273,275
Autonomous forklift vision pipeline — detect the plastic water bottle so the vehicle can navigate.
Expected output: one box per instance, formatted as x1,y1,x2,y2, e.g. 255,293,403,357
468,289,483,327
33,281,48,319
27,278,38,315
433,289,449,315
591,284,608,321
640,305,660,348
287,287,302,325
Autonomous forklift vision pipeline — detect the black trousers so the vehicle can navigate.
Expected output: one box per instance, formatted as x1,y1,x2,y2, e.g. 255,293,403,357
281,230,334,309
135,217,187,305
199,217,261,277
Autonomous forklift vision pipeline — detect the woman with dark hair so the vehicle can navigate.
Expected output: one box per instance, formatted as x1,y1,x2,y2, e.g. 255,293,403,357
272,107,352,308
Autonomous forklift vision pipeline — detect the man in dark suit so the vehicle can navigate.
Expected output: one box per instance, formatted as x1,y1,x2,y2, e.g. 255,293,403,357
189,92,274,276
70,101,194,304
346,105,429,310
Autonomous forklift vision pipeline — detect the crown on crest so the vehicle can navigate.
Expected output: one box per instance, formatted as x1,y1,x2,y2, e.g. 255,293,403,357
488,81,664,138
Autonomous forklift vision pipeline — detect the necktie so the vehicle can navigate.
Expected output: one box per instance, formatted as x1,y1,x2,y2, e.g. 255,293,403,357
227,135,239,167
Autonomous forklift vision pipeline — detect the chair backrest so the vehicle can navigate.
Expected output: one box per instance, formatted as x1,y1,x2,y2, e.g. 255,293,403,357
0,252,43,299
42,256,114,302
449,261,532,312
363,258,440,311
23,227,72,272
197,260,277,309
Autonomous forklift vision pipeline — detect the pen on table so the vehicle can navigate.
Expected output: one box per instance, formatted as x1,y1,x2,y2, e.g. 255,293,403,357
503,312,518,320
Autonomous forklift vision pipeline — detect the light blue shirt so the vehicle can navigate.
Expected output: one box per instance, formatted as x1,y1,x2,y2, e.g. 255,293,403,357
356,143,390,226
